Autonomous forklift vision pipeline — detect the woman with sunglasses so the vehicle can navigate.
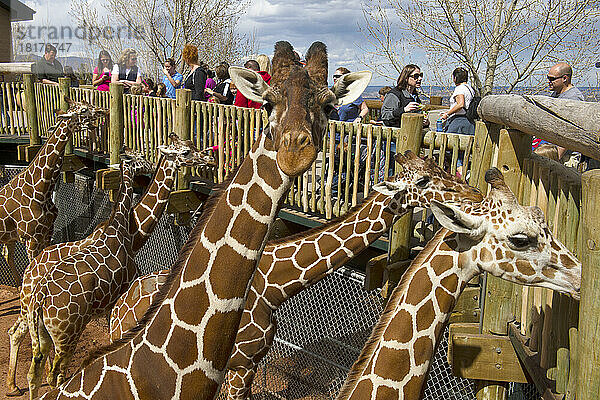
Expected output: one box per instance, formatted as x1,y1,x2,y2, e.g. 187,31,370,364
440,67,475,135
381,64,429,128
92,50,113,92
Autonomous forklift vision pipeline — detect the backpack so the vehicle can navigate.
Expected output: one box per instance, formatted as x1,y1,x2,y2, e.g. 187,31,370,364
465,85,481,122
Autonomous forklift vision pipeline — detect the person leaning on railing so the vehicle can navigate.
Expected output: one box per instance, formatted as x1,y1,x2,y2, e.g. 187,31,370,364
33,44,64,86
380,64,429,128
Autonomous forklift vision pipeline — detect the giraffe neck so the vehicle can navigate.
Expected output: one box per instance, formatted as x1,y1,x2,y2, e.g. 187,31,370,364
47,134,292,399
261,191,395,308
338,228,477,400
22,119,74,196
130,155,177,252
104,164,135,241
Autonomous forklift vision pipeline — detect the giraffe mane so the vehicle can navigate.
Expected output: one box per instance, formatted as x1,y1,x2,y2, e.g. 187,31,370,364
336,227,449,399
266,190,390,247
77,169,238,371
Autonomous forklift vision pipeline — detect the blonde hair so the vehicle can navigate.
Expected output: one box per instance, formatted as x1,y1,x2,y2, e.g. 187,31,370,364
256,54,271,75
118,48,137,66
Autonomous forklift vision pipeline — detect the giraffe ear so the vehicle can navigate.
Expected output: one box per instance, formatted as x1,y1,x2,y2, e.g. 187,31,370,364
332,71,372,106
372,181,405,196
229,66,269,104
430,200,483,234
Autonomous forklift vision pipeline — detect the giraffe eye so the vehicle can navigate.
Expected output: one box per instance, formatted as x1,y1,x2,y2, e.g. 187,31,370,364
508,234,533,249
262,102,273,116
323,103,335,115
415,176,430,188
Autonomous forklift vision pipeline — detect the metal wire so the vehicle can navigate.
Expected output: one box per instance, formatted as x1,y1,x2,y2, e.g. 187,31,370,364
0,170,540,399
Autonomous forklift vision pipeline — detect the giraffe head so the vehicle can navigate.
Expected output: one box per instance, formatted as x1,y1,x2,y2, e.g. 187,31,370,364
431,168,581,299
120,147,154,176
157,132,215,167
230,41,371,177
372,150,484,215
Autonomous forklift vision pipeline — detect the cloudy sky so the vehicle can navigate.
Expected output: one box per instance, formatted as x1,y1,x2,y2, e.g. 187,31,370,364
17,0,418,85
236,0,401,85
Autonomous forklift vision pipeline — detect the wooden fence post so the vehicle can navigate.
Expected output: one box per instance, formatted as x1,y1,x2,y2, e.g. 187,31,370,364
109,83,124,165
175,88,192,190
477,128,531,400
23,74,40,146
383,113,423,296
576,169,600,400
58,77,72,155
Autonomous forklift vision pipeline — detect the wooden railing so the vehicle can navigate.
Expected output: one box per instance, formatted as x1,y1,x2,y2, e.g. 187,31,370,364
0,82,27,135
5,78,598,398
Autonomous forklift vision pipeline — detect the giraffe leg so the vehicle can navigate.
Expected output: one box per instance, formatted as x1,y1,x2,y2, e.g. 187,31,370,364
26,327,51,400
6,317,27,396
5,243,20,287
48,344,74,388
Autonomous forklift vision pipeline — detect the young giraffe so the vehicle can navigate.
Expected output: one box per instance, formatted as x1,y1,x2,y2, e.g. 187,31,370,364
25,152,153,400
108,151,484,399
0,99,101,283
336,168,581,400
5,133,214,397
38,41,372,400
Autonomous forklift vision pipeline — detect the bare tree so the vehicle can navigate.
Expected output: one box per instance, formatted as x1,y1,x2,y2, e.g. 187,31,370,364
70,0,255,79
360,0,600,96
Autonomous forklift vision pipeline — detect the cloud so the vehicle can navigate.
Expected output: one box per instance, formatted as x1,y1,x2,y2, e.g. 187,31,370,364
238,0,403,85
18,0,425,85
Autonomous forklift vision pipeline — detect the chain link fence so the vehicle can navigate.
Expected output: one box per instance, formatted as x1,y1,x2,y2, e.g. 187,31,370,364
0,168,541,399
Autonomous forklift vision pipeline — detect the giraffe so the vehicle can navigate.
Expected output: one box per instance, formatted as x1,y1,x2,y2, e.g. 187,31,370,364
38,40,372,400
335,168,581,400
24,151,153,400
5,133,214,397
0,99,102,284
107,151,485,399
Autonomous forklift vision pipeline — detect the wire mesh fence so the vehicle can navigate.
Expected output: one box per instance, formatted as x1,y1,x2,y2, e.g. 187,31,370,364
0,169,542,399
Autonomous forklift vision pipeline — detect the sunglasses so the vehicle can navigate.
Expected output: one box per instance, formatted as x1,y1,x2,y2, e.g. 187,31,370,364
333,74,342,79
547,75,565,82
410,73,424,79
101,59,110,62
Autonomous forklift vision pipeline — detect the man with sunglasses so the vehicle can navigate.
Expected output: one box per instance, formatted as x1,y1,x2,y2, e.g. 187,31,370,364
536,62,586,167
547,62,584,100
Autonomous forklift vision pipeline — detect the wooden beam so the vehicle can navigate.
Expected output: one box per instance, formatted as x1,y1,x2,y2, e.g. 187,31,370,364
364,253,386,291
167,190,203,214
60,154,85,172
17,144,27,161
448,323,528,384
0,62,34,74
479,94,600,161
508,322,562,400
96,168,120,190
450,286,481,324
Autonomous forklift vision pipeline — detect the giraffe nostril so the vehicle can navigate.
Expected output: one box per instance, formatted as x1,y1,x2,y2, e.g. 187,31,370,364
297,133,311,149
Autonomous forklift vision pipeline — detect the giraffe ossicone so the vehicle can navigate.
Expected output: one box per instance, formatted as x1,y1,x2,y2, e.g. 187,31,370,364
39,40,371,400
6,133,213,397
336,167,581,400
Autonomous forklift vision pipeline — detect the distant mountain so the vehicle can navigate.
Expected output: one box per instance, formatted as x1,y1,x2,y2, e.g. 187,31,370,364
13,54,94,71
